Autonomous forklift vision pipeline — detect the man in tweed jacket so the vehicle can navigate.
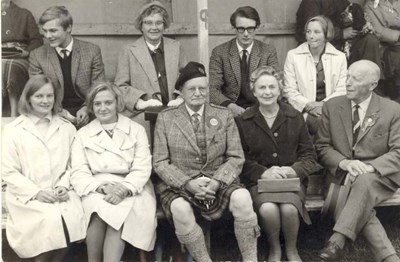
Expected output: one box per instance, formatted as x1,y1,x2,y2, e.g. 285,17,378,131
153,62,259,262
209,6,278,117
29,6,105,126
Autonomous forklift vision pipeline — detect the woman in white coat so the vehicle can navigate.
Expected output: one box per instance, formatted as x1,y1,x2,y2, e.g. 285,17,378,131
2,75,86,261
283,15,347,134
70,82,157,262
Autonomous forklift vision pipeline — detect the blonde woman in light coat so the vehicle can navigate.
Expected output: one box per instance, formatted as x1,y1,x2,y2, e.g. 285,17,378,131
70,82,156,262
2,75,86,261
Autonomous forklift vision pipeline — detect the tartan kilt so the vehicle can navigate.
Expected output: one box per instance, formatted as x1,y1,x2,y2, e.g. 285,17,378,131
2,58,29,96
159,179,243,223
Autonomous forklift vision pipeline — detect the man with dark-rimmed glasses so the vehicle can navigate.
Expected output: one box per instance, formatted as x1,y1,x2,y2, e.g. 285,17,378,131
209,6,279,117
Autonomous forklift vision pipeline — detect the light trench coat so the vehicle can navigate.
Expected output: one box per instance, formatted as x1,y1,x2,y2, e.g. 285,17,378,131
2,115,86,258
283,42,347,113
70,114,157,251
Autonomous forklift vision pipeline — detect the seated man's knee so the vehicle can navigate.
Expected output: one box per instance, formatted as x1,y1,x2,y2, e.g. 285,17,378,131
280,203,298,217
258,202,279,218
229,188,254,215
170,198,195,224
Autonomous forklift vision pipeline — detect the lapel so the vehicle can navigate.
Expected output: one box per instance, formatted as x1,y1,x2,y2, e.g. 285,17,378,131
249,40,261,75
228,39,242,89
163,37,178,99
44,117,63,142
173,105,201,154
20,115,46,143
47,46,63,88
71,38,80,86
355,94,381,144
204,104,219,148
338,99,353,148
131,37,159,93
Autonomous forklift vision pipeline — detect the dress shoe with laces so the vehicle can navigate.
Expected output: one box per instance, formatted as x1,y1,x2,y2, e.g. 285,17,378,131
319,241,342,261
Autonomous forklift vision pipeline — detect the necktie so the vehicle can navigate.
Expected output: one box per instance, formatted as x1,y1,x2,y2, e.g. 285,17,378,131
352,104,360,145
192,113,200,131
240,49,248,92
61,49,68,59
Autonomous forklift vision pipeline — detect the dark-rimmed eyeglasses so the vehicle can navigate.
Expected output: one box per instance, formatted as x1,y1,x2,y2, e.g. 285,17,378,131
235,27,256,33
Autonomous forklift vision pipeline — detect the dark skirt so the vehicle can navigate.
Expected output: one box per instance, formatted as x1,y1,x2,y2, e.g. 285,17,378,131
159,180,243,224
250,183,311,225
2,58,29,96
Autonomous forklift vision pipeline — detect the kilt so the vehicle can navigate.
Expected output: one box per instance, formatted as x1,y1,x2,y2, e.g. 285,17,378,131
2,58,29,96
159,179,243,223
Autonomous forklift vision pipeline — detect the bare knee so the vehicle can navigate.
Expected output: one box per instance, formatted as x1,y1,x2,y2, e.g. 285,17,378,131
280,203,298,218
229,188,254,217
258,202,280,219
170,198,196,226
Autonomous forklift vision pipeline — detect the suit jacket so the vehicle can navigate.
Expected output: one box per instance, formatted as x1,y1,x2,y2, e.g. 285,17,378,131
315,94,400,187
114,36,187,113
153,103,244,194
209,38,279,106
28,38,105,111
283,42,347,112
236,102,318,188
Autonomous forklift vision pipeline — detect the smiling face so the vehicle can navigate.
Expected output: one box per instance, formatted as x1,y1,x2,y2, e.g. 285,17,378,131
306,20,326,50
93,90,118,124
41,18,72,48
235,16,257,49
252,75,280,107
180,77,209,112
29,83,55,118
141,13,165,45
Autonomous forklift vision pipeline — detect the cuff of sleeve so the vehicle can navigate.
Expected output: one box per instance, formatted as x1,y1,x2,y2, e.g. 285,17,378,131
121,181,139,195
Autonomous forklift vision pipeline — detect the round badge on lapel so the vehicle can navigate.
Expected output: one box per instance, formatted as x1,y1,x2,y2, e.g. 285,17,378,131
206,116,221,130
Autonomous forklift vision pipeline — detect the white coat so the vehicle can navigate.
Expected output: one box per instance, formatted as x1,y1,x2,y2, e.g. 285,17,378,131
283,42,347,112
2,115,86,258
70,114,157,251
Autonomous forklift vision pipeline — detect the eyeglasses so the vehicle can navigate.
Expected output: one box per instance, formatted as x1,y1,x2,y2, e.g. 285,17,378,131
235,27,256,33
143,20,164,27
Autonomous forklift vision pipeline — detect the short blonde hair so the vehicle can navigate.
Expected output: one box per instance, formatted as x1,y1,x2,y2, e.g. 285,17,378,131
18,75,61,115
86,82,125,115
250,66,283,92
305,15,335,42
135,1,170,31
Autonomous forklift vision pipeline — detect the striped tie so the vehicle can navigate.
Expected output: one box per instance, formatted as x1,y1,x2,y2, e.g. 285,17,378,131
352,104,360,145
192,113,200,131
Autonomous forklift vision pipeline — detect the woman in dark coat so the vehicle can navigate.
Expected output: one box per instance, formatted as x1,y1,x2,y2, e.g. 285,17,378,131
236,66,318,262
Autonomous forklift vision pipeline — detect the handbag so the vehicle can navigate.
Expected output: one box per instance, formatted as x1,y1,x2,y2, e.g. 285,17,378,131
322,174,351,221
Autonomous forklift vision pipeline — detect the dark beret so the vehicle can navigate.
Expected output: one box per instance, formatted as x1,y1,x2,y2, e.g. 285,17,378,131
175,61,207,90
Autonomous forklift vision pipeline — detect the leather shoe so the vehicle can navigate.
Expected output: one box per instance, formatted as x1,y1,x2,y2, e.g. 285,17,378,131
319,241,342,261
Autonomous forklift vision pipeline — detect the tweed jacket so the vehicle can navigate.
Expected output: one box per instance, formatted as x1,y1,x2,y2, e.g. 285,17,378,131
115,36,187,113
209,38,279,106
283,42,347,112
29,38,105,110
153,103,245,194
236,102,318,188
315,94,400,187
365,0,400,45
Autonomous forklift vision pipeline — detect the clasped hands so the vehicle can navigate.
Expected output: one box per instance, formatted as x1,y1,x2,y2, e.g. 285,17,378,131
339,159,376,182
261,166,297,180
185,177,220,203
35,186,70,203
96,183,132,205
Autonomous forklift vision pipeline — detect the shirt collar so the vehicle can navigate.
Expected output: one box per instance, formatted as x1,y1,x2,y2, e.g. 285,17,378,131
28,113,53,125
55,38,73,56
185,104,205,118
351,93,372,112
236,40,254,55
146,39,163,53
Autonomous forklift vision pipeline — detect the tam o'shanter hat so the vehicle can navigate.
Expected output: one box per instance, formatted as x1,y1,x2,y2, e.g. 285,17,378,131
175,61,207,90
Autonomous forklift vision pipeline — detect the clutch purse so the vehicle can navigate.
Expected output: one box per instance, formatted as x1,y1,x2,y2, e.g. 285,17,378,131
258,178,300,193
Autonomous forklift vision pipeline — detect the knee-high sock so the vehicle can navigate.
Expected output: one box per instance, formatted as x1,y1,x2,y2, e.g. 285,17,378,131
234,213,260,262
176,223,211,262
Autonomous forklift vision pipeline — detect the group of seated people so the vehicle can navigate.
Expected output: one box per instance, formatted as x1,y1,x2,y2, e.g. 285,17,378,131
2,1,400,262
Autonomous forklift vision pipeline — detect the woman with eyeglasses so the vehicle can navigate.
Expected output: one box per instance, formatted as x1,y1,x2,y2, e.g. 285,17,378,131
114,1,187,141
283,15,347,135
2,75,86,261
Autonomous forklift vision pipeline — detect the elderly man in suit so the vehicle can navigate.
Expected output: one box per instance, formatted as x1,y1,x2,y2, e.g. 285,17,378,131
153,62,259,262
209,6,279,117
316,60,400,262
29,6,105,126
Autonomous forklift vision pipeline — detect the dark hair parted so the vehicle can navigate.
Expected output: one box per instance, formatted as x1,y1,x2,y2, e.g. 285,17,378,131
18,75,61,116
250,66,283,92
305,15,335,42
39,6,73,30
230,6,260,28
135,2,170,31
86,82,125,115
